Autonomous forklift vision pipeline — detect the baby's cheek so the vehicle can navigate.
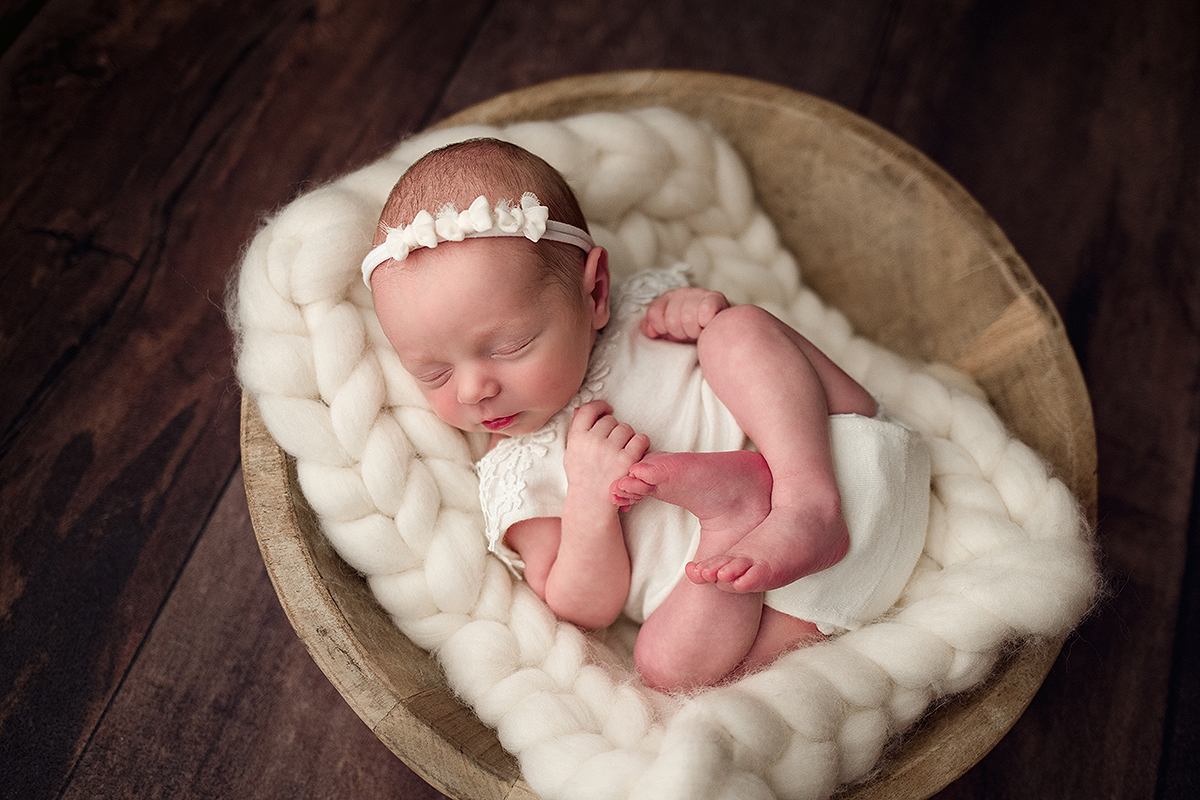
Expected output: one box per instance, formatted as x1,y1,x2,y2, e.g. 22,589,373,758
536,361,586,407
425,390,460,427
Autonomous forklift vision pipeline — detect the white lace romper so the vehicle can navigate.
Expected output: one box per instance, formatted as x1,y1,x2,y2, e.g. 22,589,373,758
478,266,931,632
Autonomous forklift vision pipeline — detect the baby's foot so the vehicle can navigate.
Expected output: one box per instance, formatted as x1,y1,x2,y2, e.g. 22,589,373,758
609,461,656,511
687,498,850,593
611,450,773,533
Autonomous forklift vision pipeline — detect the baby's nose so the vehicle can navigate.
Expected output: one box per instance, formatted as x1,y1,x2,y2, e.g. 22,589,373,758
457,369,499,405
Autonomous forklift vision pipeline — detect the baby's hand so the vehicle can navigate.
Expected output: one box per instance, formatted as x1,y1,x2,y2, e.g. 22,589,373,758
565,400,650,510
640,287,730,343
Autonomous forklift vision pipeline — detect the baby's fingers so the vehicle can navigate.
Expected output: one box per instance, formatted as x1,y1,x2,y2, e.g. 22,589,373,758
661,299,694,341
640,296,671,339
641,289,728,342
571,399,613,432
602,419,640,449
695,293,727,328
641,298,693,341
680,292,729,337
623,431,651,460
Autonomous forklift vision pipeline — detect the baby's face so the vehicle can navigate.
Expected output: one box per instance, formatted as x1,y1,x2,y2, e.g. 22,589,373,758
372,237,607,438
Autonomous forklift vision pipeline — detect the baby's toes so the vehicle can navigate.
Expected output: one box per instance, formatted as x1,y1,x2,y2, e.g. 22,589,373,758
715,557,761,590
609,487,633,510
686,555,730,584
627,456,668,487
613,474,654,500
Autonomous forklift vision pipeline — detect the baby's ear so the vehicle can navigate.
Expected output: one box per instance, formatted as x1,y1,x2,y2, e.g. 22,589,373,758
583,247,611,329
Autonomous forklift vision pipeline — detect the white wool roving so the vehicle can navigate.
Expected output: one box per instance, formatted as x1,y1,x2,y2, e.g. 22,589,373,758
231,107,1098,800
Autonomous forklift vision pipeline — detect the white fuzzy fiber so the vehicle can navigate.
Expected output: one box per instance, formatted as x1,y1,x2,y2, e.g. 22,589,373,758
231,107,1098,800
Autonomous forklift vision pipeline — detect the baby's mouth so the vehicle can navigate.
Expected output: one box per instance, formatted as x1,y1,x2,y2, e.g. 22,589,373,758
482,414,518,432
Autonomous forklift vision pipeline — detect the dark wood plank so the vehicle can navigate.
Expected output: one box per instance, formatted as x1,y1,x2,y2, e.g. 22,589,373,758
0,1,491,797
1162,487,1200,800
862,1,1200,797
432,0,896,120
61,470,449,800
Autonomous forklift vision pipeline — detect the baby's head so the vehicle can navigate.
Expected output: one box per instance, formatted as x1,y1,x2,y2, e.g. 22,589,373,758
365,139,610,439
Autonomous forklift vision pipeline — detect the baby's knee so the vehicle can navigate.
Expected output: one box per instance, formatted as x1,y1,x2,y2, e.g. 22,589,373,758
703,302,772,335
697,303,778,358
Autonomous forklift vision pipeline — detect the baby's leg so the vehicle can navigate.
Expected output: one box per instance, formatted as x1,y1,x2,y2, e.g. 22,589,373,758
690,304,876,593
608,449,831,687
611,450,771,525
629,452,773,689
736,609,826,676
613,452,832,686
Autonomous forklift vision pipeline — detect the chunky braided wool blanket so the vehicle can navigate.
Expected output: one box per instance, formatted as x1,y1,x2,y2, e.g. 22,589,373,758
231,107,1098,800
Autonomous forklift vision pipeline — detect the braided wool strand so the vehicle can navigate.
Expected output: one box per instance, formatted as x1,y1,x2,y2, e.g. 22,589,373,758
231,107,1097,800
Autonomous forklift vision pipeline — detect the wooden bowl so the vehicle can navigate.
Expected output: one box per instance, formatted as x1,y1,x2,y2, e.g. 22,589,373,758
240,70,1097,800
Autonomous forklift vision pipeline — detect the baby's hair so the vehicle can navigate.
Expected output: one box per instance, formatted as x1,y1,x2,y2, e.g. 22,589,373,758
376,138,590,299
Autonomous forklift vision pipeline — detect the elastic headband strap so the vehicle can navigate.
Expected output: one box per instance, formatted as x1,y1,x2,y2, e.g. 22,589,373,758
361,193,594,287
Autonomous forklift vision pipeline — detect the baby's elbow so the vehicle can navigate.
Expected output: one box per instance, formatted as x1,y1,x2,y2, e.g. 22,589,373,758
542,564,629,629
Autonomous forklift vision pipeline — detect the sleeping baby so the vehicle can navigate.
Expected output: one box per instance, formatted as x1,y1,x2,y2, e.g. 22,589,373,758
360,137,930,691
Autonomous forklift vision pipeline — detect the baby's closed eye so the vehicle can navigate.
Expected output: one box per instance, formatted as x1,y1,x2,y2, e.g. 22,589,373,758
414,366,451,386
492,335,536,358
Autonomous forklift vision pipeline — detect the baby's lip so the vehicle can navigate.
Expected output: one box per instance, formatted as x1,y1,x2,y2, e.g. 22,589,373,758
482,414,518,432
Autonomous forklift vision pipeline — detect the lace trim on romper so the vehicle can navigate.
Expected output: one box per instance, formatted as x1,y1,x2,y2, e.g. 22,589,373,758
477,426,555,574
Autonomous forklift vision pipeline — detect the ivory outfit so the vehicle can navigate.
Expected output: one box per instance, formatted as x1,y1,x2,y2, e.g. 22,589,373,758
478,266,931,632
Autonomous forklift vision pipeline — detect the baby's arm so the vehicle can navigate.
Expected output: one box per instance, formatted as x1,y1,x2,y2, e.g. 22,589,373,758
504,400,648,629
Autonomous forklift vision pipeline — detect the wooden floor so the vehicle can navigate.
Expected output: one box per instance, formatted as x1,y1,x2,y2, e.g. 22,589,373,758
2,1,1197,798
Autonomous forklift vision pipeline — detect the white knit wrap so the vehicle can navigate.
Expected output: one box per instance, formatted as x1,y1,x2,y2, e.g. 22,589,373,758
231,107,1097,800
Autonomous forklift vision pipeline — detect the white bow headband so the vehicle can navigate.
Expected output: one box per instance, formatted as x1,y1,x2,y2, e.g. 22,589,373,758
361,193,595,287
